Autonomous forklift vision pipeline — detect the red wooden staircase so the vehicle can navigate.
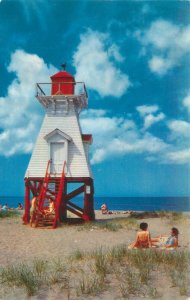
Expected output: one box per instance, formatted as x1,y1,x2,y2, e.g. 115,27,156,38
34,160,66,228
31,159,93,228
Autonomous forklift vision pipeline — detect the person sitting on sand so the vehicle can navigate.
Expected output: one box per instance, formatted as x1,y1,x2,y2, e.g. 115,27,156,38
30,196,38,226
1,204,8,212
17,203,23,210
128,222,152,249
101,203,108,214
151,227,179,249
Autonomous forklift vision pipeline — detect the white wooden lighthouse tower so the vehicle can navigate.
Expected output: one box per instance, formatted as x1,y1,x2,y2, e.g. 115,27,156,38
23,67,95,228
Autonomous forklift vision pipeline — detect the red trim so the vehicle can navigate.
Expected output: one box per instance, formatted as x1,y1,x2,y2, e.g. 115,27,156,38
82,134,93,144
25,177,93,184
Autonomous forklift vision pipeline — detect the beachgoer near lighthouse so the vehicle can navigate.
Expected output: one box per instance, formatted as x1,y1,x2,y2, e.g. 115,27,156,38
128,222,151,249
44,199,55,215
49,199,55,213
101,203,108,214
2,204,8,211
30,196,38,227
151,227,179,249
17,203,23,210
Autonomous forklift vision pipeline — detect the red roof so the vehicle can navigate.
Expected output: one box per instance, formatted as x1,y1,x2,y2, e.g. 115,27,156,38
82,134,93,144
51,71,74,80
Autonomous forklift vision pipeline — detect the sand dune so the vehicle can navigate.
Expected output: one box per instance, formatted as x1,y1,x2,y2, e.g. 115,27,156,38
0,211,189,300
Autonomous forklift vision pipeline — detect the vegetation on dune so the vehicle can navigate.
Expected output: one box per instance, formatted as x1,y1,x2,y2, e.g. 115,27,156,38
77,217,138,232
157,211,188,223
0,246,189,299
0,210,20,219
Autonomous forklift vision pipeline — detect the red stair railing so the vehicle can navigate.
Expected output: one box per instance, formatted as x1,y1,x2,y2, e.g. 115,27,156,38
53,161,66,228
38,160,51,211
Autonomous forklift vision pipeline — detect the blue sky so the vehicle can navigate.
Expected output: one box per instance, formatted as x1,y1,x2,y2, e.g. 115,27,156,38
0,0,190,197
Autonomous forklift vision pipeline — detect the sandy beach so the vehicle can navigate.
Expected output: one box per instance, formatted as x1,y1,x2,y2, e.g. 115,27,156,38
0,210,189,266
0,210,189,299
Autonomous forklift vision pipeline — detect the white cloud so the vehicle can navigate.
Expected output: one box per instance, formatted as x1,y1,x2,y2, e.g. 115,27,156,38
81,108,190,165
137,105,165,130
183,93,190,115
136,105,159,116
82,95,189,166
81,109,107,118
166,148,190,165
143,113,165,130
19,0,50,30
81,110,168,164
168,120,190,138
0,49,57,156
164,94,190,164
136,19,190,75
73,29,130,97
108,44,125,63
148,56,173,76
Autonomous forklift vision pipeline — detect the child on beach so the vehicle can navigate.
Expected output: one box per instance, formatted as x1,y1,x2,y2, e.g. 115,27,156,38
151,227,179,249
128,222,151,249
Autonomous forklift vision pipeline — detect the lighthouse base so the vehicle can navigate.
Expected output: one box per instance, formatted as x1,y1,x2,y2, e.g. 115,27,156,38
23,177,95,226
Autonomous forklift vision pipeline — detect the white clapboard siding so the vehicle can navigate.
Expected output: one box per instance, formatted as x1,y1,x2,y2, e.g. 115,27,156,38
25,103,92,178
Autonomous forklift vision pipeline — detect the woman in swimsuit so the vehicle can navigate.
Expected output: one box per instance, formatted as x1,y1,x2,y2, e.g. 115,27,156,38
151,227,179,248
128,222,152,249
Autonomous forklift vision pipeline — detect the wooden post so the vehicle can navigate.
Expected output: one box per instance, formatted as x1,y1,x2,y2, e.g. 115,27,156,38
60,179,67,221
83,179,95,221
23,179,30,224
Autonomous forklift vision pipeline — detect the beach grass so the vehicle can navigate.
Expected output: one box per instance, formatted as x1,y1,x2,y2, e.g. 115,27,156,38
0,246,189,299
0,263,39,296
157,211,187,223
76,273,105,296
0,210,20,219
69,249,85,261
77,217,138,232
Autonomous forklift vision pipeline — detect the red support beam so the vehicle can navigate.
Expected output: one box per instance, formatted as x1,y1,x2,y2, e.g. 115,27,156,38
23,180,30,224
67,206,83,218
67,200,84,213
83,181,95,221
60,180,67,221
65,184,85,202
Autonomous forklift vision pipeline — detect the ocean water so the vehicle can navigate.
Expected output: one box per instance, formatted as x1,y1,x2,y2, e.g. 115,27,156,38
0,196,190,212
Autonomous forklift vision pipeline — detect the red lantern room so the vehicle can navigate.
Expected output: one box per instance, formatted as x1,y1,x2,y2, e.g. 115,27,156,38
51,70,75,95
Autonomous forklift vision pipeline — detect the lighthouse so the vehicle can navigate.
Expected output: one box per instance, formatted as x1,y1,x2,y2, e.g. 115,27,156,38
23,67,95,228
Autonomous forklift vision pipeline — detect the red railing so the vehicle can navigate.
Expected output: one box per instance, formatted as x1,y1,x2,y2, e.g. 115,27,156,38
38,160,51,211
53,161,66,228
36,82,88,99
